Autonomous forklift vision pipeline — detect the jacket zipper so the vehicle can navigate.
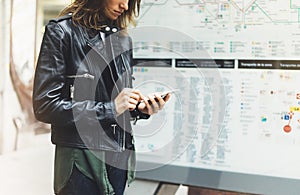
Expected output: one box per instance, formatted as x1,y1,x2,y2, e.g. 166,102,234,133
120,54,130,88
66,73,95,80
120,54,130,151
110,38,127,152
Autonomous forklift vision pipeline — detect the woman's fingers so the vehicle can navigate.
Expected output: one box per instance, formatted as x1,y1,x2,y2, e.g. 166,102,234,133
115,88,143,115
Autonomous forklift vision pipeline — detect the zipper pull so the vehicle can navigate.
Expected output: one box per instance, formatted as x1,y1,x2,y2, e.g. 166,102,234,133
133,116,140,125
70,85,74,99
111,124,117,134
123,129,126,151
83,73,95,80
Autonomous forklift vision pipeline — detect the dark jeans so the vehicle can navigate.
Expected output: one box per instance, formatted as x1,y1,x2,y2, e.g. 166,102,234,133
105,151,129,195
105,164,127,195
57,166,101,195
57,151,128,195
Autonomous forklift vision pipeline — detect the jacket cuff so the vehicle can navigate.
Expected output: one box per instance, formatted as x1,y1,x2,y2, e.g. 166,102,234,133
130,107,150,120
95,101,118,122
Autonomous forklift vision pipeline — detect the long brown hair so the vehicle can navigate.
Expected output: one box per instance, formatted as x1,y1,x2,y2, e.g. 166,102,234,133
59,0,141,30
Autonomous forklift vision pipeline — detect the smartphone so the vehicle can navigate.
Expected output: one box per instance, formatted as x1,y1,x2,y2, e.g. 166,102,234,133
141,89,179,103
160,89,179,99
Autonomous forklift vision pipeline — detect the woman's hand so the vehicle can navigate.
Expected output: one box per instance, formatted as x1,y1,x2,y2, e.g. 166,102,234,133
138,93,171,115
114,88,142,116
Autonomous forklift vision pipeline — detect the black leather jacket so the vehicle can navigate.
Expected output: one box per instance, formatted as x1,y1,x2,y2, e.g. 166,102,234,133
33,15,149,152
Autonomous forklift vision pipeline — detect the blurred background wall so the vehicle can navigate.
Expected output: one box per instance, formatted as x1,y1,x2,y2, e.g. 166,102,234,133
0,2,65,193
0,0,9,154
0,0,69,154
1,0,14,154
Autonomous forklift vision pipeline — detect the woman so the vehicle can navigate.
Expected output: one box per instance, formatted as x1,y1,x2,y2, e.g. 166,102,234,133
32,0,170,194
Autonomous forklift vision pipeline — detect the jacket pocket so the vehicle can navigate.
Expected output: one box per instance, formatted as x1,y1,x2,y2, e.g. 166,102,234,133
66,73,95,100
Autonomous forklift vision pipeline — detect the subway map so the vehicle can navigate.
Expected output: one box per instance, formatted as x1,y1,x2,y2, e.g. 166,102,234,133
130,0,300,182
134,0,300,59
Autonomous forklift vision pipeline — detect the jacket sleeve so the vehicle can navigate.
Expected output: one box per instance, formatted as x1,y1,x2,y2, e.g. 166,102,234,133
32,21,117,126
